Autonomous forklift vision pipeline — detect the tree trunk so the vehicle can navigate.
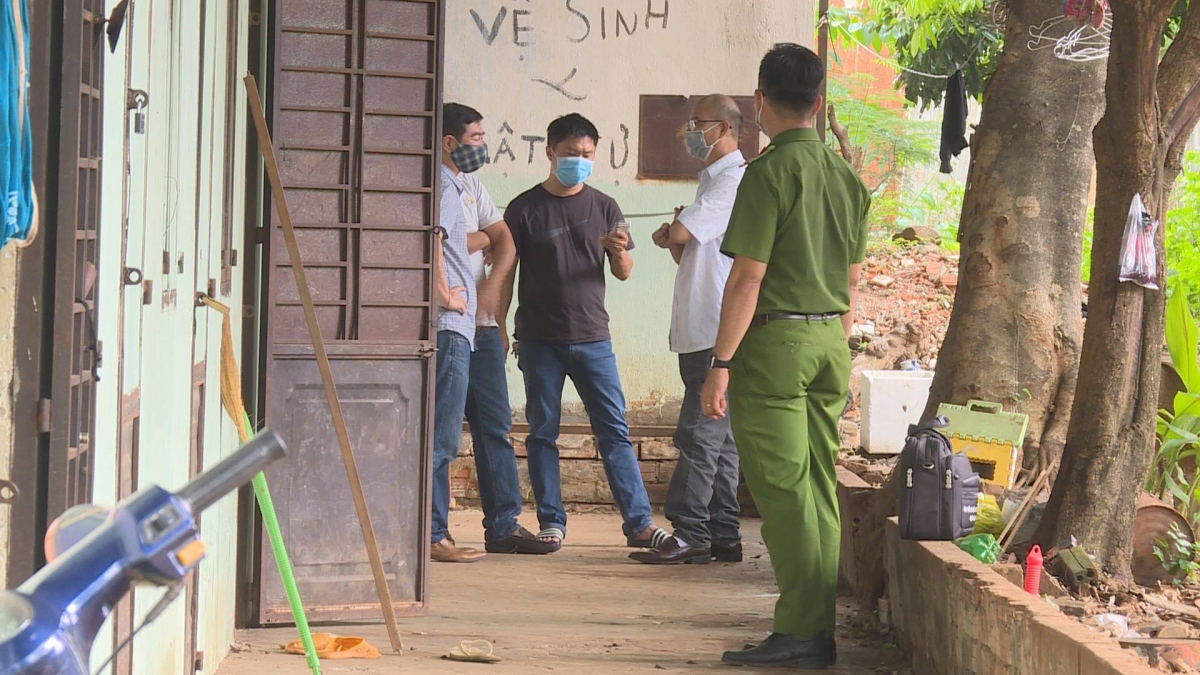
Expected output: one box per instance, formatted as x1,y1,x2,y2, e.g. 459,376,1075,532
855,0,1105,613
920,0,1106,480
1035,0,1200,575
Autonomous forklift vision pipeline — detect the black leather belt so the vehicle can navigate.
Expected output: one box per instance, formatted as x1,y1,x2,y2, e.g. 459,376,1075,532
751,312,843,327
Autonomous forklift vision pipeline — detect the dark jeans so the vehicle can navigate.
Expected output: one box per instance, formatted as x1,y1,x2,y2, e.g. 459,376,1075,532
664,349,741,548
432,330,471,543
465,327,523,542
517,339,653,537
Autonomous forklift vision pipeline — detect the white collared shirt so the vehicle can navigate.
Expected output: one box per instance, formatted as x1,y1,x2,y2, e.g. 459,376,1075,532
670,149,746,354
459,173,504,327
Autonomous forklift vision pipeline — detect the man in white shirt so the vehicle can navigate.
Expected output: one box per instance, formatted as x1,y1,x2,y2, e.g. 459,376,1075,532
443,103,556,557
632,95,746,565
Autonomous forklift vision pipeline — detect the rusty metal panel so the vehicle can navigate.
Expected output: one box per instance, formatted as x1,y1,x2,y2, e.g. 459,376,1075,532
255,0,442,623
637,95,761,180
111,391,140,675
184,372,205,673
46,0,105,522
261,352,427,621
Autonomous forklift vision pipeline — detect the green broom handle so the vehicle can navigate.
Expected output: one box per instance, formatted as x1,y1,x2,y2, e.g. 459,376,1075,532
245,412,322,675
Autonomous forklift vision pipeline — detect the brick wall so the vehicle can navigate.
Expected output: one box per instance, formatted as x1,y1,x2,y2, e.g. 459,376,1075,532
450,432,760,515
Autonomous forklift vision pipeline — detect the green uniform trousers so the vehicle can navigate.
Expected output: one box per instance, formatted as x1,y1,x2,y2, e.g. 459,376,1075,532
729,317,850,639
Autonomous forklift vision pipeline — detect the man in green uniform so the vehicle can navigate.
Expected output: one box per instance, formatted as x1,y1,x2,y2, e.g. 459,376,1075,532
701,43,870,669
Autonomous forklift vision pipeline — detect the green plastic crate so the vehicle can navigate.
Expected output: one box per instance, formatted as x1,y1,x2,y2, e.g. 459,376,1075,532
936,400,1029,489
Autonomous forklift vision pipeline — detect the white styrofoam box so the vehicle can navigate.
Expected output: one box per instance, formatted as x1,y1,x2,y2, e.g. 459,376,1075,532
860,370,935,455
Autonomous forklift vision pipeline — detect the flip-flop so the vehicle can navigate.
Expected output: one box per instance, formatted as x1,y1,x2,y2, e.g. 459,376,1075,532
284,633,381,660
444,640,502,664
627,527,672,549
535,527,565,551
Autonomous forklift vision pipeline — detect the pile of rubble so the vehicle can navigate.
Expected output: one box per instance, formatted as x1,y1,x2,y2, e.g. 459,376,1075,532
994,568,1200,672
856,236,958,369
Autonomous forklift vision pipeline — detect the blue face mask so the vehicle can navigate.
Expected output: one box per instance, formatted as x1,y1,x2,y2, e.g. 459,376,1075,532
554,156,594,188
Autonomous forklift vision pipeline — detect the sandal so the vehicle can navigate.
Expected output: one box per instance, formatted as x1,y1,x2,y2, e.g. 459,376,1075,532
627,527,672,549
284,633,380,660
535,527,565,551
444,640,502,664
485,526,559,555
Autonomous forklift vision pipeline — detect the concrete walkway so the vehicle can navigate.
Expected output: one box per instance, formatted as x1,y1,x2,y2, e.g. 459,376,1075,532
217,511,908,674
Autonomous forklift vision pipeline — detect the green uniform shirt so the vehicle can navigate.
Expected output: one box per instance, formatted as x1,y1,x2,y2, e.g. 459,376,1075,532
721,128,871,315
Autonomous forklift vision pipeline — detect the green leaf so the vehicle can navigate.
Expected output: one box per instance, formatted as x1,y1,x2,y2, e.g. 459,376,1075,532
1168,414,1200,443
1167,277,1200,391
1178,392,1200,420
1167,471,1190,503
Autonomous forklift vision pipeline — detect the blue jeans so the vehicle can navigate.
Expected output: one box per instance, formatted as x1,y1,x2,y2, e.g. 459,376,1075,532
465,327,523,542
433,330,471,543
517,339,653,537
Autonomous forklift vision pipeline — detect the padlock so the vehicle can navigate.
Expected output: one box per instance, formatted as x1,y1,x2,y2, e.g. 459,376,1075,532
133,96,146,134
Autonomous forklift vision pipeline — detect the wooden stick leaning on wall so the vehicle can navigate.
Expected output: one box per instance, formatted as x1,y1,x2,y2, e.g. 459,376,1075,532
243,73,404,654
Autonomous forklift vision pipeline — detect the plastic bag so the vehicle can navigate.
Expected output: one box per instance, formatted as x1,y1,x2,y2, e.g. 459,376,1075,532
1119,193,1159,290
973,495,1004,536
955,533,1001,564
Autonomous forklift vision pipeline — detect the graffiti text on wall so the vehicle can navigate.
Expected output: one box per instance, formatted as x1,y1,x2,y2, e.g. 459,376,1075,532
492,120,631,171
470,1,670,47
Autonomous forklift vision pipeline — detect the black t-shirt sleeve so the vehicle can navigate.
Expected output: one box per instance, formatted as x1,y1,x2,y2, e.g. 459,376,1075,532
504,200,524,254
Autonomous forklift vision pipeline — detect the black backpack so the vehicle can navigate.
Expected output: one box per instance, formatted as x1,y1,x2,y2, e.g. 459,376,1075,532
897,417,981,541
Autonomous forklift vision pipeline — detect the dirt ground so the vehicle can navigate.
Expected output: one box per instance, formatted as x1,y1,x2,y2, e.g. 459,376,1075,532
217,511,908,674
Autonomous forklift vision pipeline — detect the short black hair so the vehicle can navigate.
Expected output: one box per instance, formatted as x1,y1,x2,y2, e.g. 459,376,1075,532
443,103,483,140
758,43,825,117
547,113,600,149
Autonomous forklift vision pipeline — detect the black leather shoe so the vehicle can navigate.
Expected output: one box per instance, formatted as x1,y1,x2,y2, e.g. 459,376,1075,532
485,526,559,555
712,542,743,563
722,634,836,669
629,537,711,565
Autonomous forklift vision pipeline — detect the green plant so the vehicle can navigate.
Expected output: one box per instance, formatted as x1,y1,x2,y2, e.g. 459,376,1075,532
1164,152,1200,311
1155,522,1200,584
825,73,939,189
1081,212,1094,284
1147,277,1200,529
826,0,1003,110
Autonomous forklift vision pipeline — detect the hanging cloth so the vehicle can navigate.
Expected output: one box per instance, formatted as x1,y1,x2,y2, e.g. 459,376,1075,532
2,0,36,250
939,69,969,174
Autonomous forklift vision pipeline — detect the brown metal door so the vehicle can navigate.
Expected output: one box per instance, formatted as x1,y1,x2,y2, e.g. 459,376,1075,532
255,0,443,623
46,0,106,521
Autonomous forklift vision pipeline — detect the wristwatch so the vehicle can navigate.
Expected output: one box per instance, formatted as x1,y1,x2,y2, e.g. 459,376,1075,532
710,355,732,370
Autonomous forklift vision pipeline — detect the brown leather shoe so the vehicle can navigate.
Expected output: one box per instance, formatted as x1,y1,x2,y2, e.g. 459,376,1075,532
432,538,486,563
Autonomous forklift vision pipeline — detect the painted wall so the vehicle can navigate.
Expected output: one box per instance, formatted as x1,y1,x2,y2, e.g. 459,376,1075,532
86,0,252,672
0,248,16,589
444,0,816,418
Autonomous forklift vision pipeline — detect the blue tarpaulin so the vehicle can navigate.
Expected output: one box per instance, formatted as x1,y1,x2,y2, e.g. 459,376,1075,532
1,0,34,250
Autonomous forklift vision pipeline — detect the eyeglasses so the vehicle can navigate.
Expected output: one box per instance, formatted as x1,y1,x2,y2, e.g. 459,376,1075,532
686,119,725,131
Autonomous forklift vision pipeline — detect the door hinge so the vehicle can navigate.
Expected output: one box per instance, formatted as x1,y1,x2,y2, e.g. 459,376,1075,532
193,651,204,672
36,399,51,433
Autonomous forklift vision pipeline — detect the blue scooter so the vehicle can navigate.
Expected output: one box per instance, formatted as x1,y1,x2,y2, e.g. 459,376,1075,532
0,429,286,674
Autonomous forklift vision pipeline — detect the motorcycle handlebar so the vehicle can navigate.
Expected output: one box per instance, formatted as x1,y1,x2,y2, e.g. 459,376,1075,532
176,429,286,513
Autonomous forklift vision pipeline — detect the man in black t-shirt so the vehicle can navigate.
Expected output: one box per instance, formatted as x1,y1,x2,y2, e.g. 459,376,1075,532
501,114,669,553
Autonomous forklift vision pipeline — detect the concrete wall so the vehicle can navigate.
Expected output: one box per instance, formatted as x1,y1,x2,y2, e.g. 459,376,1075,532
0,248,16,589
443,0,816,417
884,518,1156,675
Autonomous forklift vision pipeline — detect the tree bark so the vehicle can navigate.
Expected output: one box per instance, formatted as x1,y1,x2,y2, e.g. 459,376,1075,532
1035,0,1200,576
920,0,1106,479
855,0,1105,613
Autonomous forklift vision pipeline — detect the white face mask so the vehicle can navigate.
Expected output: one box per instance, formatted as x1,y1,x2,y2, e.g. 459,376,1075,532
684,124,719,161
755,98,770,140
